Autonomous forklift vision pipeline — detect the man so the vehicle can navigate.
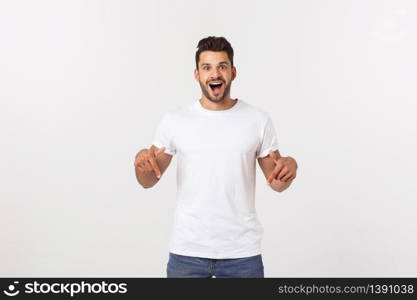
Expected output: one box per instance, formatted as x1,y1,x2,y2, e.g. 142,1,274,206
134,36,298,278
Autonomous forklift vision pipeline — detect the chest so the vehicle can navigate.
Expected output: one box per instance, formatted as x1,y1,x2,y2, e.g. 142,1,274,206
173,117,261,155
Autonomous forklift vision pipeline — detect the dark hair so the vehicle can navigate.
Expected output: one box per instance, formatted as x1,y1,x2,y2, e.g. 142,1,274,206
195,36,234,69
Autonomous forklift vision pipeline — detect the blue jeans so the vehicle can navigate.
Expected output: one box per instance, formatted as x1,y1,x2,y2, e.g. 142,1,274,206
166,252,264,278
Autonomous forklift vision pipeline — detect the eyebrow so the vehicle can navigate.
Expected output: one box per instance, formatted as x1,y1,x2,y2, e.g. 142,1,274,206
200,61,229,67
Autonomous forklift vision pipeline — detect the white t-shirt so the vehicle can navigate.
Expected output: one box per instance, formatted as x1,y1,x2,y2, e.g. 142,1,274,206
151,99,279,259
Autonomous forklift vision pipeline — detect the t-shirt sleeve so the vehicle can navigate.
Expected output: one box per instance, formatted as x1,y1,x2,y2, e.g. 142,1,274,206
151,112,176,155
256,114,279,158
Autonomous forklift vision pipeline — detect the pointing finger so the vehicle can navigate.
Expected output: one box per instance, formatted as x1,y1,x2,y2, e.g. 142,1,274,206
148,156,161,178
155,146,166,157
267,164,283,185
143,160,154,172
268,150,279,163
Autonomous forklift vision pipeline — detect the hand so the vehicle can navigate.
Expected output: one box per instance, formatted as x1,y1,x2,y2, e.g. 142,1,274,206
134,146,166,178
267,150,297,185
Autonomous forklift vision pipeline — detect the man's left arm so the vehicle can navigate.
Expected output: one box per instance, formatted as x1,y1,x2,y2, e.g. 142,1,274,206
257,149,298,192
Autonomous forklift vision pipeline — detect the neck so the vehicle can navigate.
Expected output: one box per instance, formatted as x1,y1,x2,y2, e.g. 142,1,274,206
199,95,237,111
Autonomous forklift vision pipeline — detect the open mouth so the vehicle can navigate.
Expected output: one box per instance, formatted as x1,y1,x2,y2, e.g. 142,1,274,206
208,82,224,95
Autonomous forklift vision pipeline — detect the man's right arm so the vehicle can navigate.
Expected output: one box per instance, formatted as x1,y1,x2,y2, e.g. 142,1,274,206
134,145,173,188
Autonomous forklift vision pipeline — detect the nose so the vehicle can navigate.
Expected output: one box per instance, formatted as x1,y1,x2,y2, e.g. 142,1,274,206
209,69,222,81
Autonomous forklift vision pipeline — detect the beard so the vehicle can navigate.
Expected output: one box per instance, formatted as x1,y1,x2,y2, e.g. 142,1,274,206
198,79,232,103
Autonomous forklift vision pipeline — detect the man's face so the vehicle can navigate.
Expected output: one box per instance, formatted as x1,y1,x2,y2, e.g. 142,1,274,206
194,51,236,103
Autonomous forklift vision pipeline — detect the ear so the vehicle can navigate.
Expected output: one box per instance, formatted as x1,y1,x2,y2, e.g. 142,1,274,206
194,68,199,81
231,66,237,81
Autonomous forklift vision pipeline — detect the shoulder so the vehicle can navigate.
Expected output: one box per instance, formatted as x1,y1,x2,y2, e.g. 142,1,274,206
155,102,195,129
238,99,271,123
165,101,195,118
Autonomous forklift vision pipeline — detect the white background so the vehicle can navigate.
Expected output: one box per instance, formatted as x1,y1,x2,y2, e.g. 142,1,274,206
1,0,416,277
